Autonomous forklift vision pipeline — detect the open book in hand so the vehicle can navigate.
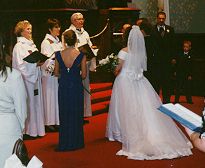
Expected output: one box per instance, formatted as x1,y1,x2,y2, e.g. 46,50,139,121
23,51,49,63
78,43,95,60
158,103,202,132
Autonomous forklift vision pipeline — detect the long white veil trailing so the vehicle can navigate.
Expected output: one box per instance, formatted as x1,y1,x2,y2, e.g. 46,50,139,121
125,25,147,74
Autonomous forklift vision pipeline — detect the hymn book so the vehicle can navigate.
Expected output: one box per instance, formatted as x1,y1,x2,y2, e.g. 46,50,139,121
78,44,95,60
23,51,48,63
159,103,202,132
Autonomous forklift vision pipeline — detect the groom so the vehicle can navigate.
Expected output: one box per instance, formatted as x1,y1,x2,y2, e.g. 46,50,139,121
151,11,176,103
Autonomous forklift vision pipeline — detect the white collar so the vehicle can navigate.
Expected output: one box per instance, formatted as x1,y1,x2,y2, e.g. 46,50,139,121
45,34,60,44
157,25,165,30
69,24,85,34
17,36,34,46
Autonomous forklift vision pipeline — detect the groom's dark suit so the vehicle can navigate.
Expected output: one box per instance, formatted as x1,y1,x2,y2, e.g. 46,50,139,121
150,24,176,103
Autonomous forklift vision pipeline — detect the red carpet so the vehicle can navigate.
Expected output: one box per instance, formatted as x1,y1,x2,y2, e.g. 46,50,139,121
24,83,205,168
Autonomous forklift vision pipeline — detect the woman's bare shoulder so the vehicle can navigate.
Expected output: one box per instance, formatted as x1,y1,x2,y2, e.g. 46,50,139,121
121,47,128,53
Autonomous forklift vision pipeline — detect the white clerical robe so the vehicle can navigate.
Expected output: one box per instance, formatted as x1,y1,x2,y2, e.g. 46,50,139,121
0,68,27,168
41,34,62,125
12,36,45,137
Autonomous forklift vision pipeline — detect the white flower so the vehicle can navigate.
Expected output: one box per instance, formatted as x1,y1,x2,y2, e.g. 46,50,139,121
98,53,118,72
99,58,110,65
46,62,55,74
109,53,114,59
166,29,170,33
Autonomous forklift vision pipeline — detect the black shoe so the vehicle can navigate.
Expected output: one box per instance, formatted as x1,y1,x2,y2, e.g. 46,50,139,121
23,134,36,140
54,125,59,131
83,120,89,125
45,125,56,132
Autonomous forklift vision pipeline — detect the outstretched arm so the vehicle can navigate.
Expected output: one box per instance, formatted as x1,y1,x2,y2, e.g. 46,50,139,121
184,127,205,152
81,55,87,79
54,59,60,77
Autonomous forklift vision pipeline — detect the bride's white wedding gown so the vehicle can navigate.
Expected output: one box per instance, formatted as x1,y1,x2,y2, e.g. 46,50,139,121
106,50,193,160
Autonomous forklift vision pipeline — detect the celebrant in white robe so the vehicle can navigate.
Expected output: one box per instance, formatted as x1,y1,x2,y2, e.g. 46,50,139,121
41,18,63,128
0,46,27,168
12,20,45,137
62,13,98,117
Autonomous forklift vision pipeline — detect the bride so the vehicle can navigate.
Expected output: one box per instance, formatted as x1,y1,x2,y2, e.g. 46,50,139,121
106,25,193,160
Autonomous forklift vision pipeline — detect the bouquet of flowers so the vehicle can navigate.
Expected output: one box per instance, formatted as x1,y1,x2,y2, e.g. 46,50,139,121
41,59,55,76
97,53,118,72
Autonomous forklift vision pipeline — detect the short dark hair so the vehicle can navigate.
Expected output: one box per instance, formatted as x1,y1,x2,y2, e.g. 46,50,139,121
63,30,77,46
157,11,166,17
138,18,153,35
47,18,60,31
122,26,132,47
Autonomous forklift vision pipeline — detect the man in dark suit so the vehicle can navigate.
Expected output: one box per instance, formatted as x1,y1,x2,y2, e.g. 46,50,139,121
151,11,176,103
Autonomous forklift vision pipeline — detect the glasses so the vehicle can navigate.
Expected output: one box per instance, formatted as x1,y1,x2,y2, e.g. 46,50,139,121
75,18,85,21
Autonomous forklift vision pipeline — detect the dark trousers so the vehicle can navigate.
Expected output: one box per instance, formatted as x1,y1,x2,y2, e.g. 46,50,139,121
147,62,172,103
175,77,192,102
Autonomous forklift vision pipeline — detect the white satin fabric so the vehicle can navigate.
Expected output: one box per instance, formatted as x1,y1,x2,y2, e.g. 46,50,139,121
0,68,27,168
4,154,43,168
106,49,193,160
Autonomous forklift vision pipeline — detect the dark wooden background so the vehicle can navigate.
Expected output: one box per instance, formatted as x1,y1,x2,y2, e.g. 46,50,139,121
0,0,204,96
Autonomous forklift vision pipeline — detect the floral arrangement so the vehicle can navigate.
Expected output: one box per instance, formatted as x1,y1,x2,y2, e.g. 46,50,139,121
97,53,118,72
45,60,55,75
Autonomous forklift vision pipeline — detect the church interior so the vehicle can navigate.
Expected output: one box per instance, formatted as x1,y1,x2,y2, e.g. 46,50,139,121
0,0,205,167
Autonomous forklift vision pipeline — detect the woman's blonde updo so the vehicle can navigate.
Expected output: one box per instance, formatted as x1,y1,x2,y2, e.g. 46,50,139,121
14,20,31,37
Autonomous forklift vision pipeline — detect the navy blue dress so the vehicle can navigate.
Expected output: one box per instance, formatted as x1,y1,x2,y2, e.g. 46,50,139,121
56,51,84,151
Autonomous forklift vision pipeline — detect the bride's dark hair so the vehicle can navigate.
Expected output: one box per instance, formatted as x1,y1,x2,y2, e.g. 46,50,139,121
0,34,11,81
122,26,132,47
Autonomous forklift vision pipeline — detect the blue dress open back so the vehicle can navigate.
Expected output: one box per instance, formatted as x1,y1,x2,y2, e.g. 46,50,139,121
56,51,84,151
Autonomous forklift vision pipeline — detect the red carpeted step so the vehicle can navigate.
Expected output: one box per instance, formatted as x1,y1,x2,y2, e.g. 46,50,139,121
91,101,110,115
90,83,113,93
91,89,112,104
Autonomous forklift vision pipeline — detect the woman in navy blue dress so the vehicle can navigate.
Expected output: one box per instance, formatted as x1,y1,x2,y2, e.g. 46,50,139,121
54,30,87,151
